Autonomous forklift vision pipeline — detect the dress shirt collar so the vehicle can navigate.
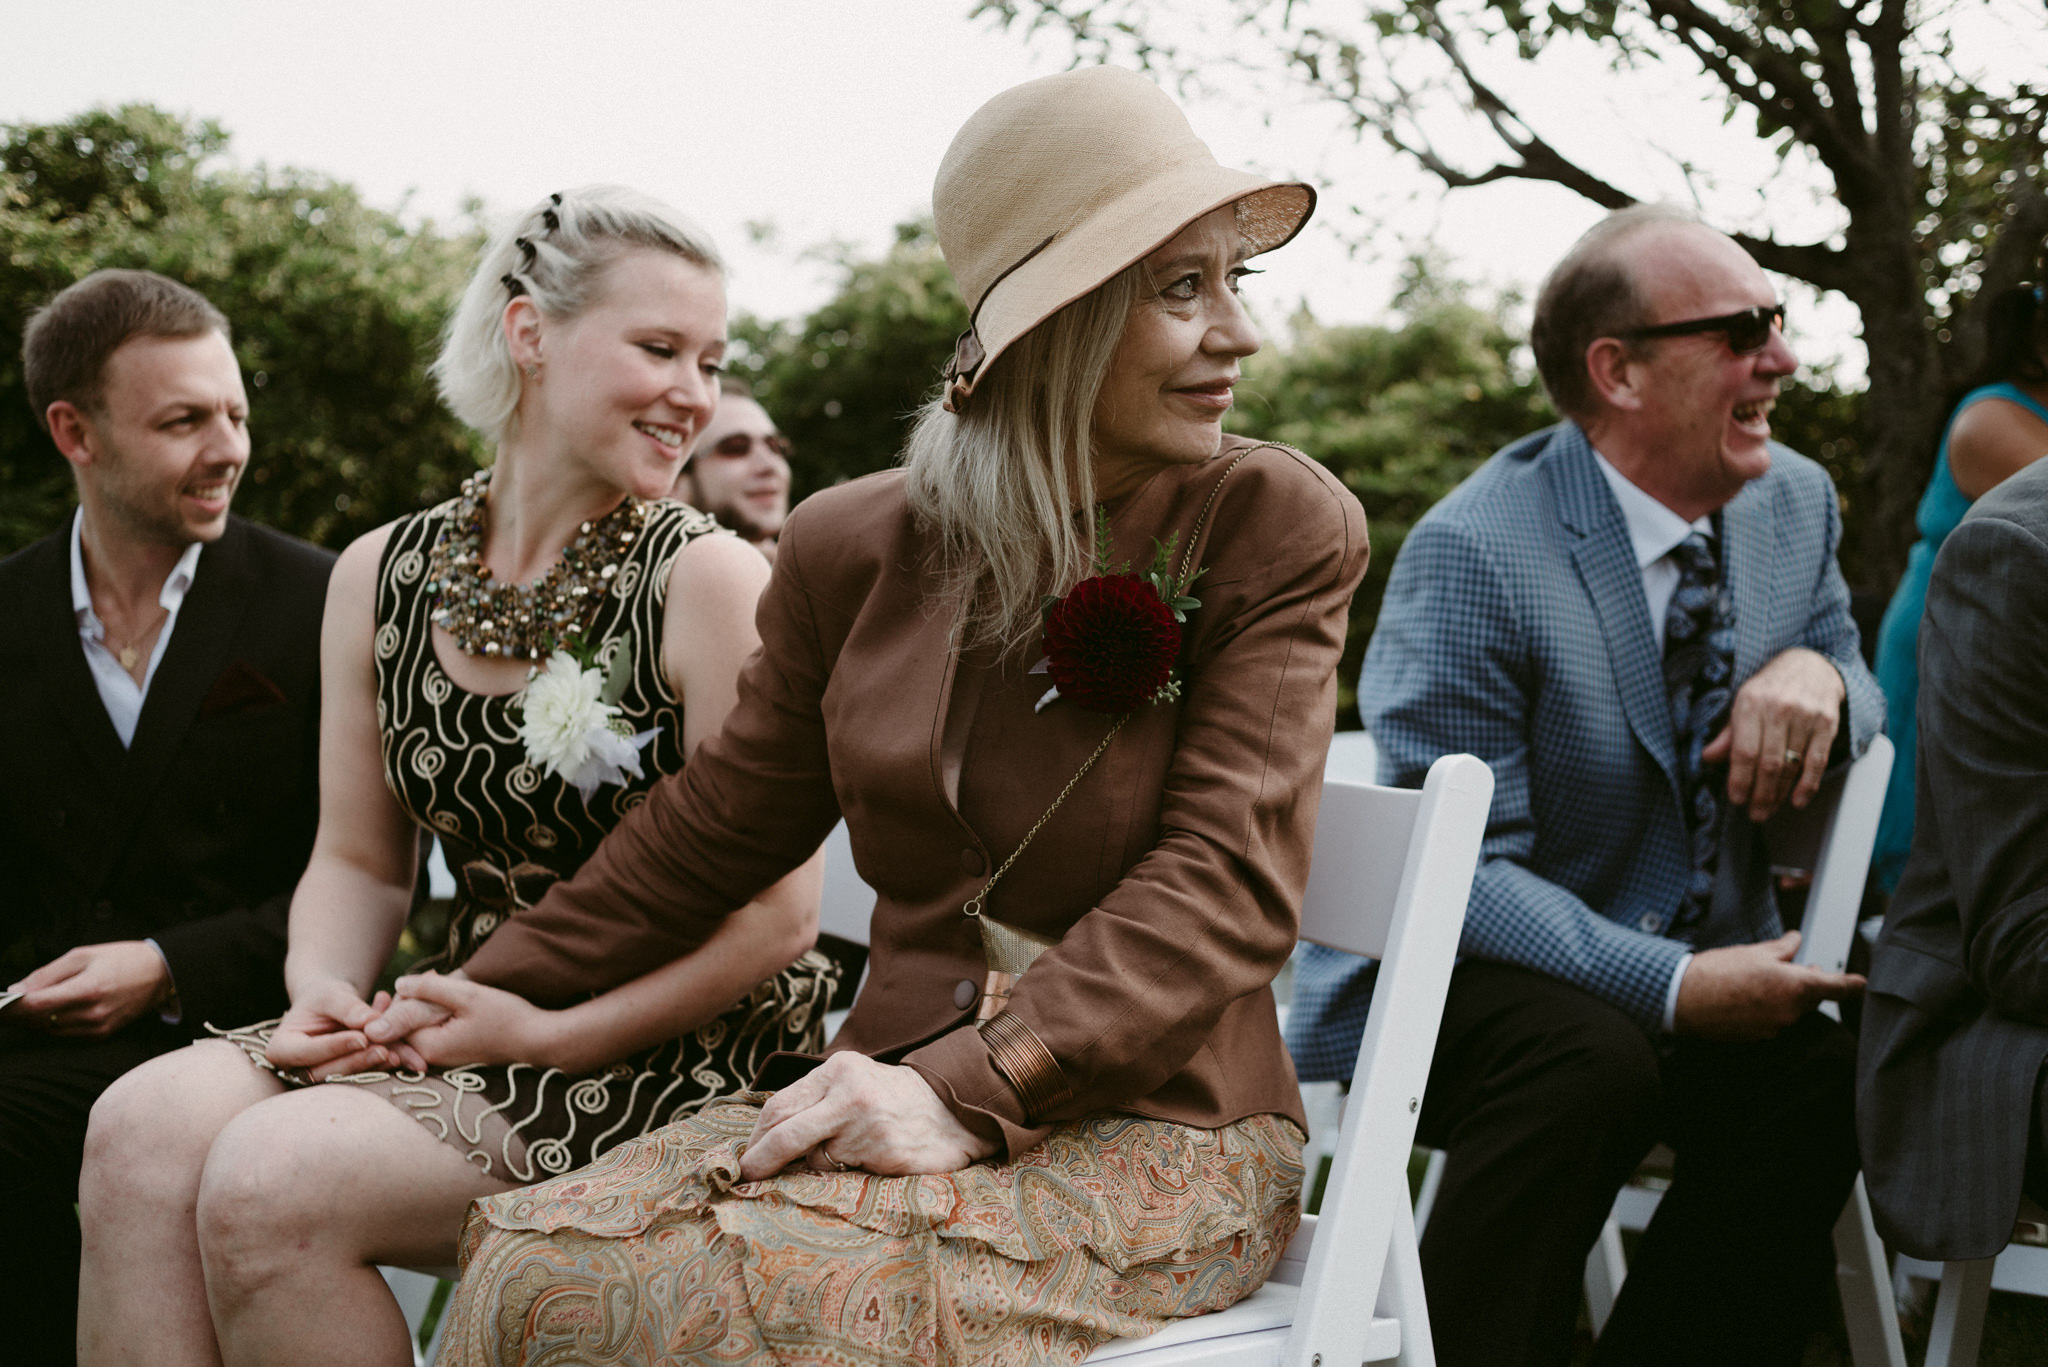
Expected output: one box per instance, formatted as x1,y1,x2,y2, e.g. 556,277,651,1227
1590,448,1714,569
70,507,203,628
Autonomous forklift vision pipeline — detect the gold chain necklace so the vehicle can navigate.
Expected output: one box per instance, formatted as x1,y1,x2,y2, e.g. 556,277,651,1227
425,467,648,660
962,448,1252,1020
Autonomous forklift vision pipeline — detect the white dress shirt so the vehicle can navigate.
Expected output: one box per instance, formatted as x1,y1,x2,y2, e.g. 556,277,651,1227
1591,451,1716,1032
70,508,203,748
68,510,202,1020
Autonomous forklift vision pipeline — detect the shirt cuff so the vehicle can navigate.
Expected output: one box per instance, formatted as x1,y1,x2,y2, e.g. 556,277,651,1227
143,937,183,1025
1661,953,1693,1033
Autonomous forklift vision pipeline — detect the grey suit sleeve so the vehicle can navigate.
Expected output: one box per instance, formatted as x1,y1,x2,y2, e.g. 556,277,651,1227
1918,513,2048,1021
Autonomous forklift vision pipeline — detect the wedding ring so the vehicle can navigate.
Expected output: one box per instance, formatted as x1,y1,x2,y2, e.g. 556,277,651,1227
821,1145,849,1172
1783,748,1802,768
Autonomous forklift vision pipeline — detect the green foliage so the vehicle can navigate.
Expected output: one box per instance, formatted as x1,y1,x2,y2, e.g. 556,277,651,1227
726,219,968,500
1228,257,1552,724
0,105,485,556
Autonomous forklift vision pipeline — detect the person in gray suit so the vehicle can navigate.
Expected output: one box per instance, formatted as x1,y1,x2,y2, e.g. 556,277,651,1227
1859,454,2048,1261
1288,204,1883,1367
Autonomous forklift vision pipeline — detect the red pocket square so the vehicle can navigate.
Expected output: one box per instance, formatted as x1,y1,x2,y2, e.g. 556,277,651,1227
198,660,286,719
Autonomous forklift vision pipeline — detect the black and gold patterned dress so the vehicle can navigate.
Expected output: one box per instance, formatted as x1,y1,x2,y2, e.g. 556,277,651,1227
221,497,837,1182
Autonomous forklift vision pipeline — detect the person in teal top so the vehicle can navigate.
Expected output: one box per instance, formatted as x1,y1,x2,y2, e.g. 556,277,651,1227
1871,282,2048,890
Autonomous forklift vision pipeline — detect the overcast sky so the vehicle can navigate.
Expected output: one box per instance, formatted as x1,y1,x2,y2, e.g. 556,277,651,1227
5,0,2043,384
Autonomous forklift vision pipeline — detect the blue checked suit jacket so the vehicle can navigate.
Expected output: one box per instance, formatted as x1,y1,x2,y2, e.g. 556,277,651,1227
1289,421,1883,1081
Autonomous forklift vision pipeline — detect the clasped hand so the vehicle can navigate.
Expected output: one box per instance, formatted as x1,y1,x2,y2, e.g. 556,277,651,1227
266,971,554,1080
739,1052,998,1181
1701,646,1846,823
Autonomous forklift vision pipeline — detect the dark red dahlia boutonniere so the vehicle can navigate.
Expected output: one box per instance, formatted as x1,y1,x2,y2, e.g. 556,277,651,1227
1035,510,1205,715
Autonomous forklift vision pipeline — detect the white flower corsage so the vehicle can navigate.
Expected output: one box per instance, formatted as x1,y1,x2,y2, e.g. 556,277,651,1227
516,638,659,802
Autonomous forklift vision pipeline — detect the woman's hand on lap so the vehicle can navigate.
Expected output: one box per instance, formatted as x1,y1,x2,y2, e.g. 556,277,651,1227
740,1053,998,1180
267,981,415,1079
372,970,564,1070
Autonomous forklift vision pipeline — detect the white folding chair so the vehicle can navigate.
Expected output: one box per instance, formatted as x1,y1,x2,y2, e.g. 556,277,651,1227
1323,728,1382,786
1581,734,1905,1367
1086,753,1493,1366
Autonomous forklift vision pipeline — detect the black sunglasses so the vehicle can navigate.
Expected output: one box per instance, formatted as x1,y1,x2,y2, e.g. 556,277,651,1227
1620,303,1785,355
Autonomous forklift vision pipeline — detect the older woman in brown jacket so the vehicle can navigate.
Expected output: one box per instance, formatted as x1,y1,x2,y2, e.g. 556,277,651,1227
425,66,1368,1364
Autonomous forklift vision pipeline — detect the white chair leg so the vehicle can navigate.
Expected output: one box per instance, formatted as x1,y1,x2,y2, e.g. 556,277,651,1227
1832,1178,1907,1367
1379,1204,1435,1367
1412,1148,1447,1236
1924,1255,1997,1367
1581,1216,1627,1337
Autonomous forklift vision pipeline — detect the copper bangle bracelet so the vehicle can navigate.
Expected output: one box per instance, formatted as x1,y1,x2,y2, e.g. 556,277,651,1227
979,1010,1073,1121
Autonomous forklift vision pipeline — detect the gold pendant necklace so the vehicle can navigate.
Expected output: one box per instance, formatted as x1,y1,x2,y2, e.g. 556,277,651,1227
108,605,168,674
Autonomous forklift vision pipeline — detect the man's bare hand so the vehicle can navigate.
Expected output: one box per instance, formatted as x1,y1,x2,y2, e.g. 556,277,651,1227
2,941,172,1038
1701,647,1846,822
1673,931,1864,1041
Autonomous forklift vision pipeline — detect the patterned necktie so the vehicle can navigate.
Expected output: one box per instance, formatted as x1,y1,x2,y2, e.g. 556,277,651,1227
1662,530,1735,939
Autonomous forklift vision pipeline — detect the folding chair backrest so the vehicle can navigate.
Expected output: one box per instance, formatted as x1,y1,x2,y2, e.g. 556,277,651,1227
1288,753,1493,1363
1769,734,1893,976
818,820,876,949
1323,728,1382,786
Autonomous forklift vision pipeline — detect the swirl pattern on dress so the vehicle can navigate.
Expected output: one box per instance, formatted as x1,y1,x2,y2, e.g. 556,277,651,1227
215,498,837,1181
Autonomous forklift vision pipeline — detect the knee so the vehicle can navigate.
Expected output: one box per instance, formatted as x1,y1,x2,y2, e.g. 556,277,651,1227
194,1111,304,1280
81,1050,222,1207
1506,1013,1663,1145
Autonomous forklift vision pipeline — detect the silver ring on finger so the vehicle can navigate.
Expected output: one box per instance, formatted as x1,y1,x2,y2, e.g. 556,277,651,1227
1783,748,1802,769
820,1145,849,1172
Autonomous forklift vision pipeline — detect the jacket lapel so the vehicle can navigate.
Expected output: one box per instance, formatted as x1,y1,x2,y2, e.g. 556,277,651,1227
114,518,255,845
24,521,129,788
1550,426,1682,793
1721,478,1775,683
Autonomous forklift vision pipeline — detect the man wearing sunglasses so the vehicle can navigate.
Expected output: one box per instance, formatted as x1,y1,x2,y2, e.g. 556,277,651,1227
673,378,792,561
1289,205,1883,1367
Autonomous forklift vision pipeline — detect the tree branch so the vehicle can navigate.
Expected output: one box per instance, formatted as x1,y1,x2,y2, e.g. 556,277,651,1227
1728,232,1857,294
1641,0,1875,201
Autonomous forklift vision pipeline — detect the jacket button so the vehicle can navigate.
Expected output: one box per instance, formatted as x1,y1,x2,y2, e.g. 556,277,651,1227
953,980,978,1011
50,807,65,828
92,899,115,923
959,848,986,876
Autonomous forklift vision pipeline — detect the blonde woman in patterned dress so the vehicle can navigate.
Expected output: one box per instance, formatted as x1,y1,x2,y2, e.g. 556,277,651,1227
76,187,837,1367
431,70,1368,1365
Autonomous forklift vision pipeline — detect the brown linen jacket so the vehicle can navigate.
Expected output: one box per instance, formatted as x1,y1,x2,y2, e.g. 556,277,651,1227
460,436,1369,1159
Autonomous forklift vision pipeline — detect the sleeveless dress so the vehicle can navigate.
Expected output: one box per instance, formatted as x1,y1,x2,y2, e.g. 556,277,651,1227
1871,382,2048,889
218,497,839,1182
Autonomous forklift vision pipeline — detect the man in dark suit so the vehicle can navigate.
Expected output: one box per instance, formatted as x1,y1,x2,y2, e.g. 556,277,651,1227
1860,455,2048,1261
0,269,330,1364
1288,206,1883,1367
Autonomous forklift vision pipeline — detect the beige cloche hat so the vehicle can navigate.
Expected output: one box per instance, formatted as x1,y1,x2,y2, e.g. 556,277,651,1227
934,65,1315,411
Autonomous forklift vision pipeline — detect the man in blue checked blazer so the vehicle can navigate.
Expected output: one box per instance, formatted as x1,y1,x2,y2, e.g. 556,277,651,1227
1289,206,1881,1367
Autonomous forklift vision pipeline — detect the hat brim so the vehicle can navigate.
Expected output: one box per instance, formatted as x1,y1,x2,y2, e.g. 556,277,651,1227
961,169,1315,402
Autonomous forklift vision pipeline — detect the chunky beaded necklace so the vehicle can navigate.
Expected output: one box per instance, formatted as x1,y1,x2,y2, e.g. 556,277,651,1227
425,467,648,660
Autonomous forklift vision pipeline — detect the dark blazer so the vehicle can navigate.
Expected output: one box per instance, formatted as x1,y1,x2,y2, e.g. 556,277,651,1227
460,438,1370,1159
0,514,331,1034
1859,457,2048,1260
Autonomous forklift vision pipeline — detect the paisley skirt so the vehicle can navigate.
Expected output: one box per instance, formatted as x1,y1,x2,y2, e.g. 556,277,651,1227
214,951,839,1183
441,1099,1304,1365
